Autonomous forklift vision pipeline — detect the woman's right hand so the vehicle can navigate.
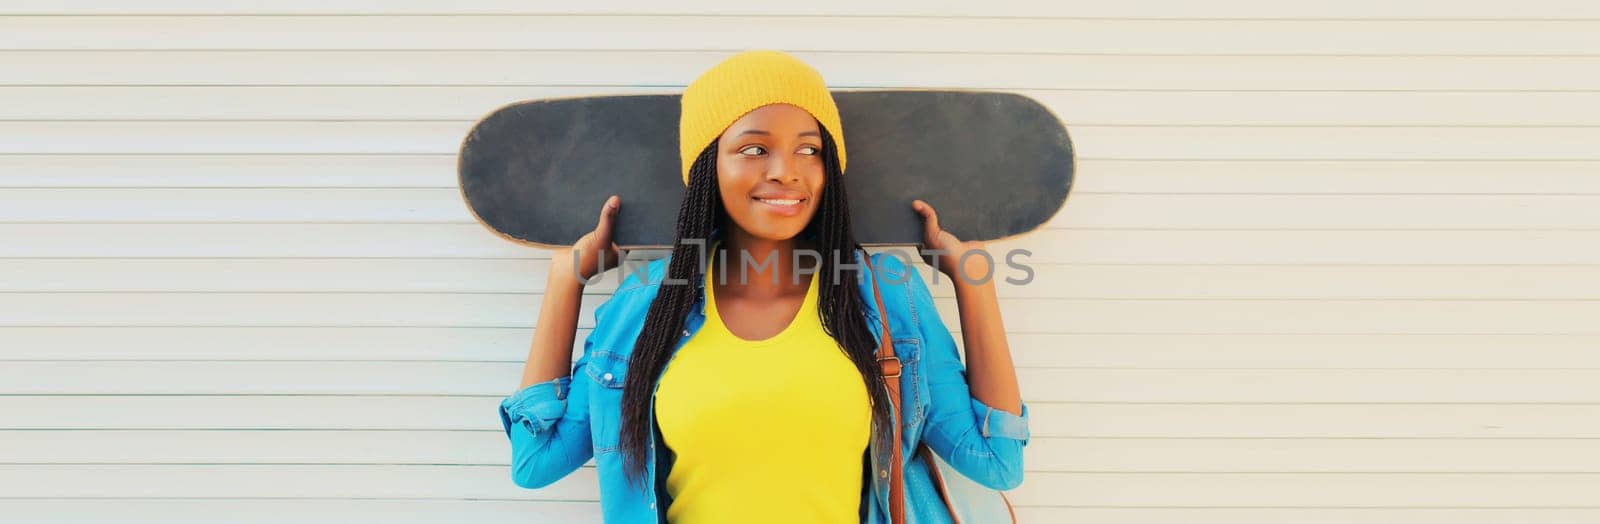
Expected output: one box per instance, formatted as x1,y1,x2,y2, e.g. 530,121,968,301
561,195,623,284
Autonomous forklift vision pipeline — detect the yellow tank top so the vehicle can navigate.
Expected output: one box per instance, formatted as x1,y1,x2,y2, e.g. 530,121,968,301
653,248,872,523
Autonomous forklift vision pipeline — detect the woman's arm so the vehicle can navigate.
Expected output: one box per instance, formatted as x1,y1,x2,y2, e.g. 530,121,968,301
519,255,585,388
522,196,621,387
900,255,1031,490
498,197,620,489
949,255,1023,415
498,254,600,489
907,200,1030,490
912,200,1022,415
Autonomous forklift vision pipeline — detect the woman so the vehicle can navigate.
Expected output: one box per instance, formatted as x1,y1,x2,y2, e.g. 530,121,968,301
498,50,1030,523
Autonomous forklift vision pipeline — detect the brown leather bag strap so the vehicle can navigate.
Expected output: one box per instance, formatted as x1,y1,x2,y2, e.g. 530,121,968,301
867,254,1010,524
863,255,908,524
864,257,906,522
868,255,978,524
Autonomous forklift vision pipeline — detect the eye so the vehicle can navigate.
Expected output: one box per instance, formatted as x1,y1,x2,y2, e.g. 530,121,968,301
799,145,819,155
739,145,766,156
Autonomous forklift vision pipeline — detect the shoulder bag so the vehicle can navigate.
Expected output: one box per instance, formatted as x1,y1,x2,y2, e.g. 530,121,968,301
864,255,1019,524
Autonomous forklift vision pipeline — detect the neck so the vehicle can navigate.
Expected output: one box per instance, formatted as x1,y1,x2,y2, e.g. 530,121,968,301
717,230,816,298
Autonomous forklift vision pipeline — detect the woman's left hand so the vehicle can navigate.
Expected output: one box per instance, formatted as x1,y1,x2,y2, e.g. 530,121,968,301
912,199,991,283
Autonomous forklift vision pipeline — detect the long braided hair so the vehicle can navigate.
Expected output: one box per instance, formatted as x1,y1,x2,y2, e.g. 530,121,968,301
616,122,895,490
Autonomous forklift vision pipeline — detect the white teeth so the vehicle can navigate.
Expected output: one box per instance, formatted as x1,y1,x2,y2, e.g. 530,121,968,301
759,198,800,205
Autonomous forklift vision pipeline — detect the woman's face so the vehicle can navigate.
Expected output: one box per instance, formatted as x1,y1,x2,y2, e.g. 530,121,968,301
716,103,826,243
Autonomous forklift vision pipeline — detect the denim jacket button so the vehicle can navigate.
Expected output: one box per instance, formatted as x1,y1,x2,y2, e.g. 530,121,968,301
879,469,888,479
602,373,614,381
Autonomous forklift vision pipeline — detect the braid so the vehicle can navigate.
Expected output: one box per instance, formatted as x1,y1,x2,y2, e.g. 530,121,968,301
617,138,720,490
616,124,894,493
812,124,896,467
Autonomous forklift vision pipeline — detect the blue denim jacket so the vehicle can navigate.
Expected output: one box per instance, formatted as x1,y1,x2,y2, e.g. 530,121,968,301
498,248,1031,523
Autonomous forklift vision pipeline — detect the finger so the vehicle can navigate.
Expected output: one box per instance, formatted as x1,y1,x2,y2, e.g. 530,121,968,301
595,195,619,237
913,199,941,242
599,195,619,223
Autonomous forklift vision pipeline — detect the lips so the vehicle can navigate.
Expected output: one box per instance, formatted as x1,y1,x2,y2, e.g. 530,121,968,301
752,193,807,202
751,194,807,216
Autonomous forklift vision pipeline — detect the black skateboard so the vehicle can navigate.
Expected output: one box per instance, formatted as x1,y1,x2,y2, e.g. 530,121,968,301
458,90,1073,250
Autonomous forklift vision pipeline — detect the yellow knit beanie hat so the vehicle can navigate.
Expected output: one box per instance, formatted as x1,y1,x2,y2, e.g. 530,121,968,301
678,49,846,186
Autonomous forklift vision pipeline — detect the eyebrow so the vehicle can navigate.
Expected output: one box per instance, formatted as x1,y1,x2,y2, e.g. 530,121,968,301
736,129,821,138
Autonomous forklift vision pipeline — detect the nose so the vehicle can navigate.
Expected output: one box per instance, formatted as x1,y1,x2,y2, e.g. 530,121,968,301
767,152,799,183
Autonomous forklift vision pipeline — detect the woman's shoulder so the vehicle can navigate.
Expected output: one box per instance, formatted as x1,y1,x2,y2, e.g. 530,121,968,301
585,257,671,345
612,255,672,295
864,249,928,302
865,249,913,280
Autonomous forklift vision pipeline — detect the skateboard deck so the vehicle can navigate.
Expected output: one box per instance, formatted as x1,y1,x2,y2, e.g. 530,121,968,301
458,90,1073,250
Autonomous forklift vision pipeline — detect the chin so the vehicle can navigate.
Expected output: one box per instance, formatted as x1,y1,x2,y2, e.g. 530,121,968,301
756,229,806,242
740,223,805,242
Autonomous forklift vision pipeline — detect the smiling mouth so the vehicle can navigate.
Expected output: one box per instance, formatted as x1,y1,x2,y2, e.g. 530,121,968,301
754,197,804,206
752,196,807,215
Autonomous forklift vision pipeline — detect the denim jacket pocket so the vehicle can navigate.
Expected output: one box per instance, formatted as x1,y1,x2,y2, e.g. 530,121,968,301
584,350,630,389
583,350,629,454
893,336,930,451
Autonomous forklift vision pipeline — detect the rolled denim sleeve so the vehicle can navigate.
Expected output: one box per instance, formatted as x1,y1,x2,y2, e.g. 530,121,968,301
899,256,1031,491
497,360,593,490
973,395,1031,443
498,375,572,437
497,291,624,490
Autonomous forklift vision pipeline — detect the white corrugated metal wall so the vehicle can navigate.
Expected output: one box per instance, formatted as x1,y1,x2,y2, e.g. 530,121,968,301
3,1,1599,522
